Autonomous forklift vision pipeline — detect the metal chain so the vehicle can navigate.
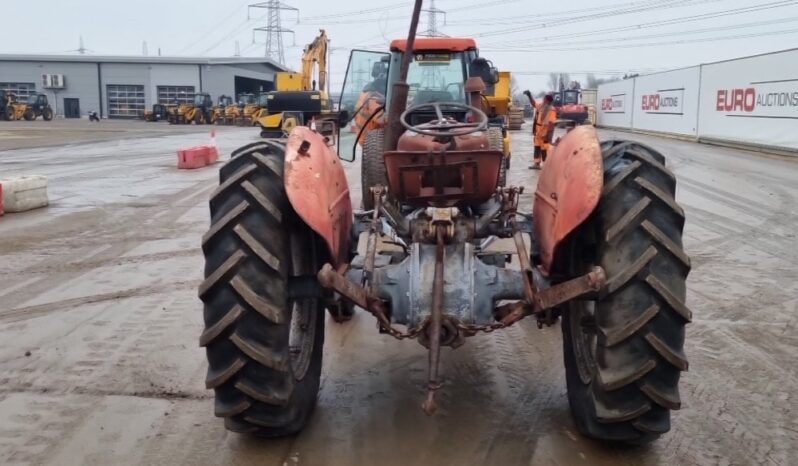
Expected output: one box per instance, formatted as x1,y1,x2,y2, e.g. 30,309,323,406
455,321,508,335
377,319,509,341
374,318,426,340
371,187,527,341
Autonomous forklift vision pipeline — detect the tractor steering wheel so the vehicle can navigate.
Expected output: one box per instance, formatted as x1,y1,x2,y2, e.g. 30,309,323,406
400,102,488,138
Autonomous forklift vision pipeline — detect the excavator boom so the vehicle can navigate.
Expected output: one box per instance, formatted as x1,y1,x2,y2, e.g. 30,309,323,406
301,29,328,92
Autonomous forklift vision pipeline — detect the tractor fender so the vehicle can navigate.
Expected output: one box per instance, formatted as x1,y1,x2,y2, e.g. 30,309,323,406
284,126,353,266
533,125,603,276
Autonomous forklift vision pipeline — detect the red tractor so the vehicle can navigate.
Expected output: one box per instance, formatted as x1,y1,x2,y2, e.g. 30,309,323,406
198,0,690,445
553,89,589,124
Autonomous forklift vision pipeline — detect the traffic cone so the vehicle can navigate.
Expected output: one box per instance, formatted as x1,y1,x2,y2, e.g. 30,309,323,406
207,128,219,164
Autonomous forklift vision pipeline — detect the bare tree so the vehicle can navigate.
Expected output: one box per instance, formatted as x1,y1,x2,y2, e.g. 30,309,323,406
547,73,559,91
547,72,571,90
585,73,620,89
510,75,519,97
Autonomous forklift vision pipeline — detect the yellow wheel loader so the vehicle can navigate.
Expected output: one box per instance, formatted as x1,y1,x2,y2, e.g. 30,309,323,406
212,95,233,125
143,104,170,122
1,90,17,120
233,94,260,126
12,93,54,121
168,93,214,125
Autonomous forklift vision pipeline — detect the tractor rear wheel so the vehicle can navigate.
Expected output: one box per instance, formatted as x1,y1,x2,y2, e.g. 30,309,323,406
361,128,385,210
562,140,690,444
488,127,507,187
43,107,53,121
199,141,325,436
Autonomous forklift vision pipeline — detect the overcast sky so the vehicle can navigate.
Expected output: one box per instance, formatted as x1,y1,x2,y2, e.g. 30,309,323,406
1,0,796,92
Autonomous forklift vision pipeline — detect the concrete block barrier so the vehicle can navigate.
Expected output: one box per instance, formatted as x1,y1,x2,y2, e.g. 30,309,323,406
0,175,49,213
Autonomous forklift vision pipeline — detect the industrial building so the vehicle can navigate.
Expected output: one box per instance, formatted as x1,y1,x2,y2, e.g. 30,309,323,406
0,54,286,119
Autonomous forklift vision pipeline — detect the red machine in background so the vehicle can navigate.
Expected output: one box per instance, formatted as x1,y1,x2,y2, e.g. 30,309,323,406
553,88,589,124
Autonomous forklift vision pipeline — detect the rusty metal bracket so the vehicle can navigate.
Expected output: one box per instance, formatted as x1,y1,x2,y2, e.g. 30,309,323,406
504,187,540,308
318,263,425,341
536,266,606,310
496,267,606,327
362,185,385,286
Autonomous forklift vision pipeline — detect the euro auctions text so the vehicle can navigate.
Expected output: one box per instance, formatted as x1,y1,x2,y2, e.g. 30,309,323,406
716,85,798,114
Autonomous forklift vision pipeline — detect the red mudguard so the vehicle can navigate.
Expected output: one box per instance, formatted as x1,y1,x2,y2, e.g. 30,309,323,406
284,127,353,267
533,125,603,276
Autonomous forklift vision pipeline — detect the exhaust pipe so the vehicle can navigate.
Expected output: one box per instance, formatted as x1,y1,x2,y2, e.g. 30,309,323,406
383,0,424,153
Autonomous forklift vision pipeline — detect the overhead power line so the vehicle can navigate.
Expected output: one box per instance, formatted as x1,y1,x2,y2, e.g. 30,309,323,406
483,27,798,52
493,16,798,49
484,0,798,47
198,16,261,56
177,0,254,55
300,2,407,22
474,0,726,38
298,0,522,26
446,0,720,26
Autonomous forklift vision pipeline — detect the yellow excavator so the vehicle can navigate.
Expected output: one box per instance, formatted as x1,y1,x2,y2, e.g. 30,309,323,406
255,29,332,138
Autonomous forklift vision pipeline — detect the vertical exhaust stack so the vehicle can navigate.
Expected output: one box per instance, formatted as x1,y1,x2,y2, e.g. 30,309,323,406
383,0,425,153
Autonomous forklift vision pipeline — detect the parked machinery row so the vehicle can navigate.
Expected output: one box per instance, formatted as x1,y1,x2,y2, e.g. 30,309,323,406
141,30,334,131
143,93,271,126
1,90,54,121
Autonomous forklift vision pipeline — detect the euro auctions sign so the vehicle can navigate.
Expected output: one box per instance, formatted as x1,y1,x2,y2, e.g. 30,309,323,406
641,89,684,114
716,80,798,118
601,94,626,113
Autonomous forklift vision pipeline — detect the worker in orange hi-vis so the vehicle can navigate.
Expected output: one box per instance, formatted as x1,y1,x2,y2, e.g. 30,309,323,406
524,91,557,170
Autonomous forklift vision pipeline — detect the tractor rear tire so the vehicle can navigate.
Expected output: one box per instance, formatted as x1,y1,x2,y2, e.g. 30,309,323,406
361,128,385,211
488,127,507,187
43,108,53,121
562,140,690,444
199,140,325,437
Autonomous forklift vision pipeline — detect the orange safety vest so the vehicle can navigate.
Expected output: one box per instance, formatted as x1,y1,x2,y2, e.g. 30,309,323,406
534,103,557,149
352,91,386,144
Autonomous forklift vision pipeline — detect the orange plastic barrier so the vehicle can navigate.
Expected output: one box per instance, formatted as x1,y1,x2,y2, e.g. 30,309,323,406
177,145,219,169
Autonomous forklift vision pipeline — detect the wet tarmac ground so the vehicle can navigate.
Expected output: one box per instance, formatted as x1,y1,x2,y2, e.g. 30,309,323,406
0,121,796,465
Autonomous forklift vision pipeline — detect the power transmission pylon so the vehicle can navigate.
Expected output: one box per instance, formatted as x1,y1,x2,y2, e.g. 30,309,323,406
67,36,92,55
421,0,446,37
249,0,298,65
